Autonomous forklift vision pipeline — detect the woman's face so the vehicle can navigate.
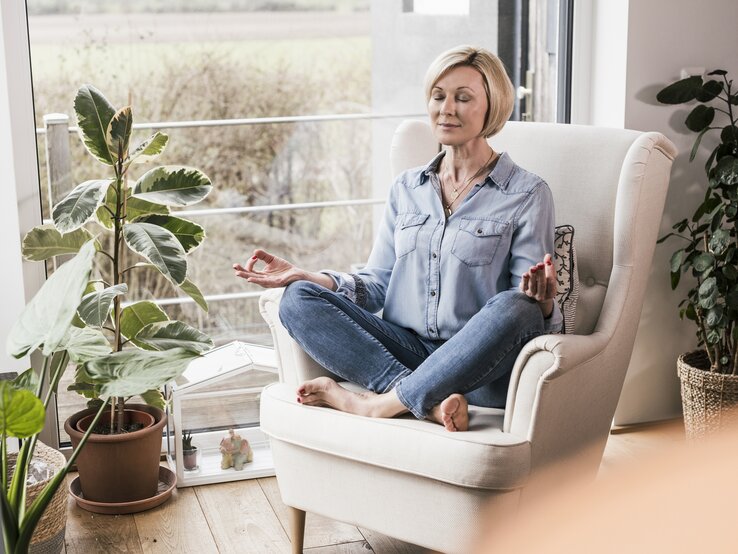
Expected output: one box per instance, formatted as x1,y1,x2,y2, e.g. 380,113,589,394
428,65,489,147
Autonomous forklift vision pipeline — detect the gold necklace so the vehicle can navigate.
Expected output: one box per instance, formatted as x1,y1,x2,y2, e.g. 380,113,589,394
441,150,497,216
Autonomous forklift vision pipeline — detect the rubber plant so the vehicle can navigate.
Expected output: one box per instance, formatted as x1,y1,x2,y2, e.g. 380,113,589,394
657,69,738,373
19,83,213,430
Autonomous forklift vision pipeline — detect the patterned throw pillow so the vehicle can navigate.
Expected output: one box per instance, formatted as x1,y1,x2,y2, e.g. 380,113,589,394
554,225,579,334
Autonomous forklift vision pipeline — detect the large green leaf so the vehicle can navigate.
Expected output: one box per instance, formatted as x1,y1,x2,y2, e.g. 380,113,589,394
61,327,112,363
179,278,208,312
715,156,738,185
7,240,96,358
74,84,116,165
0,382,45,439
120,301,169,341
709,229,731,256
720,125,738,144
685,105,714,132
134,215,205,253
79,348,199,397
128,132,169,165
77,284,128,327
656,75,703,105
132,166,212,207
106,106,132,160
123,222,187,285
22,224,95,261
699,276,718,309
696,79,723,102
140,389,166,410
690,127,711,162
134,320,213,353
693,252,715,272
52,179,111,234
670,250,685,273
11,368,39,392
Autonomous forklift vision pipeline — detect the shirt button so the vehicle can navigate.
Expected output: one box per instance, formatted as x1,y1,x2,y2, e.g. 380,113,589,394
430,291,436,296
432,253,437,259
476,228,483,234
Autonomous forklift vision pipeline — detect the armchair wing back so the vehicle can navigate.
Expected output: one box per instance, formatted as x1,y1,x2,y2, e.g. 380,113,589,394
259,120,676,553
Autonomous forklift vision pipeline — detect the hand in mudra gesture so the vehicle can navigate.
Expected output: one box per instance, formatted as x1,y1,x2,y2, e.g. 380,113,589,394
519,253,557,317
233,249,304,288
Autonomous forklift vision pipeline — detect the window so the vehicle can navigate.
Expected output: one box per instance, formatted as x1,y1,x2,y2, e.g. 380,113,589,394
25,0,572,446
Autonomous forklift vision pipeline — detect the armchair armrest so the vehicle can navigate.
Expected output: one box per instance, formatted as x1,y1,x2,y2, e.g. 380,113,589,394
259,288,334,386
504,331,625,474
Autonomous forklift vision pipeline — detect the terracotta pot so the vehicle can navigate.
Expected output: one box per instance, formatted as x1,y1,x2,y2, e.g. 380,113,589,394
75,409,154,434
183,448,198,470
65,404,166,507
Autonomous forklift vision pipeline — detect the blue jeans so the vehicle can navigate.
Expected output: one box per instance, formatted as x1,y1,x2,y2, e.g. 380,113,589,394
278,281,545,419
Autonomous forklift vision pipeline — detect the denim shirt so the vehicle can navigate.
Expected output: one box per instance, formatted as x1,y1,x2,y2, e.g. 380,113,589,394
324,150,563,340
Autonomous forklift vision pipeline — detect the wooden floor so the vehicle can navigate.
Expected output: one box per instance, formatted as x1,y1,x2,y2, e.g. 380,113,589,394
62,419,685,553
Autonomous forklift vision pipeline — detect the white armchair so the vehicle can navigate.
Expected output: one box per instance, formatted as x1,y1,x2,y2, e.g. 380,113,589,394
258,120,676,553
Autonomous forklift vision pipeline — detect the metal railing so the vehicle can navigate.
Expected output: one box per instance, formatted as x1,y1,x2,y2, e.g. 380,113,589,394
40,111,424,307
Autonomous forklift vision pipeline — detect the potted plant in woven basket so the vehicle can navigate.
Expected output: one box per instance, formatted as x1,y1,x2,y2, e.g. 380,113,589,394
657,69,738,438
18,84,213,513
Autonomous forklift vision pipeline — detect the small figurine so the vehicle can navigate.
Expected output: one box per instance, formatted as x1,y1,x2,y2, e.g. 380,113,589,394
219,428,253,471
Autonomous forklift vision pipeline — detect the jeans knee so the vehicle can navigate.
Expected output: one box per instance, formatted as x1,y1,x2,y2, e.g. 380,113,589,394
483,290,543,328
485,289,533,309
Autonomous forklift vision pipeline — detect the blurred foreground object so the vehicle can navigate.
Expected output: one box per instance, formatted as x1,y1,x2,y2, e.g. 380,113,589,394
474,417,737,553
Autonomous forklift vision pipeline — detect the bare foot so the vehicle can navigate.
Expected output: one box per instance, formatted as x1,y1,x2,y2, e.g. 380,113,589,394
296,377,409,419
429,394,469,432
296,376,376,416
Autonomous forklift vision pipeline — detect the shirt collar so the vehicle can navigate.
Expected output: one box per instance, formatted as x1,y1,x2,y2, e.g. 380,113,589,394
418,149,515,191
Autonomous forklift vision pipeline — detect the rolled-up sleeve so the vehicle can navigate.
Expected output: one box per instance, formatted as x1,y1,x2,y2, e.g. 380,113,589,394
508,181,563,333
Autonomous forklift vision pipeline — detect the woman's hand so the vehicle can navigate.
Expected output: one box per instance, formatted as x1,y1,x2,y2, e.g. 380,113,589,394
233,249,305,289
519,253,557,318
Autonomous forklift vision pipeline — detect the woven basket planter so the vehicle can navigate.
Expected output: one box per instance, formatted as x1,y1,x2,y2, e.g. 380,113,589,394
678,350,738,439
7,441,68,554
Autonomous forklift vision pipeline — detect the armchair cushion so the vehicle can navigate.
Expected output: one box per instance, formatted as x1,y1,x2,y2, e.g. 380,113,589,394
261,381,532,490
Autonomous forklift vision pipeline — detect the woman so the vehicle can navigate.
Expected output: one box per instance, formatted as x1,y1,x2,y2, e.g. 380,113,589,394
233,45,562,432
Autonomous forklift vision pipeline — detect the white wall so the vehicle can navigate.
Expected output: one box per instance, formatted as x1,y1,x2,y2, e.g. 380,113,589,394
0,1,45,374
574,0,738,424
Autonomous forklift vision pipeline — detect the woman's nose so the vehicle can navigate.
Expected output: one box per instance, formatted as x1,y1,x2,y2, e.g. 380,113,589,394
440,97,455,115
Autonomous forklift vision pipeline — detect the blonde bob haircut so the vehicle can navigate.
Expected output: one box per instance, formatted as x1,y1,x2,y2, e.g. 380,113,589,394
424,45,515,139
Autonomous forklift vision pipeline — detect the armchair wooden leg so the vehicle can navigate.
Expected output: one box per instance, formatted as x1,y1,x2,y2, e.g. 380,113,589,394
287,506,306,554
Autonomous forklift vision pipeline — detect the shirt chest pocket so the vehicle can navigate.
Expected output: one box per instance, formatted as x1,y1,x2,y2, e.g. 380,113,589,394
451,218,509,267
395,213,429,258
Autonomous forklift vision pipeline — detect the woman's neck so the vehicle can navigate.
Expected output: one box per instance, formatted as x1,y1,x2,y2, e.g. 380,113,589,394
442,138,495,182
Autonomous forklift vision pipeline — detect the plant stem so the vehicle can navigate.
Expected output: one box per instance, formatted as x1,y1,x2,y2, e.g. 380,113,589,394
35,355,50,399
1,431,7,494
723,75,737,135
112,152,127,432
117,397,125,432
109,400,115,435
694,305,715,369
97,250,114,263
43,351,69,409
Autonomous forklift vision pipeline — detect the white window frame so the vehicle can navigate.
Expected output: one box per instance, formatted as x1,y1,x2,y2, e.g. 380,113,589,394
0,0,56,447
